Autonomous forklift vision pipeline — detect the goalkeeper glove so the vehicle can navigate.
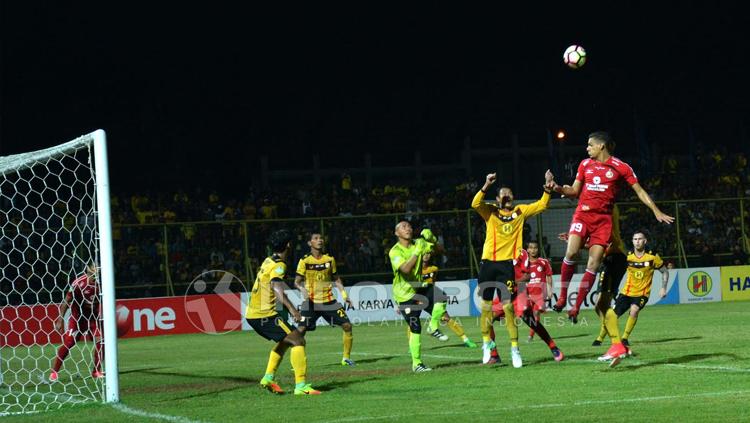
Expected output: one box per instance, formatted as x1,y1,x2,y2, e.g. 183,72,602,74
420,228,437,243
414,238,434,255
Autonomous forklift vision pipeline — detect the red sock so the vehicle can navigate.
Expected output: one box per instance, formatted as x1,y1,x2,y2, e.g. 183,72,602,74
529,328,536,337
52,334,77,372
574,269,598,310
93,341,104,372
558,259,576,305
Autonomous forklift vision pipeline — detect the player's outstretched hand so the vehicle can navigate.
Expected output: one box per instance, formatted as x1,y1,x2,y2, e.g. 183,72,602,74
545,169,555,183
486,173,497,185
654,210,675,224
291,310,302,323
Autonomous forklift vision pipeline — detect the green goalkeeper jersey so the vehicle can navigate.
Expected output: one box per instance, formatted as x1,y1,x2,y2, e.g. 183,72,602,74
388,241,422,303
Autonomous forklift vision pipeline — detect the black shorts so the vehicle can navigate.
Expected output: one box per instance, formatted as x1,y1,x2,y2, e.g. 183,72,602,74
614,294,649,316
478,259,515,302
598,252,627,296
300,300,351,331
397,297,423,333
247,315,296,342
415,284,448,315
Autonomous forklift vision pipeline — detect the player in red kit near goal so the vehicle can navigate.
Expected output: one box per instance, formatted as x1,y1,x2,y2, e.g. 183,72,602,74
550,131,673,365
49,263,103,382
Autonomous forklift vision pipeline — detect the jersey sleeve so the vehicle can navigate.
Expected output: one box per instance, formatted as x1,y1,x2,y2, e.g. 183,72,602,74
519,191,550,218
331,257,338,276
620,161,639,186
471,190,493,221
575,159,587,183
653,253,664,269
295,258,306,277
271,262,287,282
389,248,406,273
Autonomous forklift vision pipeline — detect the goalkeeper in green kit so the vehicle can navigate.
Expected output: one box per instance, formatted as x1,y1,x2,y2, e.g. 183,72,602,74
388,221,436,372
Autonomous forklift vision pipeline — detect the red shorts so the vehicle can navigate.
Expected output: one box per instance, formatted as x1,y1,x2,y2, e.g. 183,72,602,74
569,212,612,247
65,317,101,340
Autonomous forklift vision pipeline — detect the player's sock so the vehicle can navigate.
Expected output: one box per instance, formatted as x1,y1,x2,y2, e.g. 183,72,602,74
343,331,353,359
446,318,465,338
52,334,76,372
529,328,536,338
480,300,493,341
93,340,104,372
521,314,555,349
265,349,283,378
623,315,638,340
502,302,518,347
428,302,447,333
574,269,597,310
290,346,307,385
596,320,607,342
408,333,422,367
604,308,621,344
556,258,576,308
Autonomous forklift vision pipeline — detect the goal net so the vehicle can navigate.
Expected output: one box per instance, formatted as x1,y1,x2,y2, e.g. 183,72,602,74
0,130,118,415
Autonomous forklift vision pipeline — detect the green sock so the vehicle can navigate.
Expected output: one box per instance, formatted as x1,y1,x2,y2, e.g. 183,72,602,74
262,374,274,381
295,382,307,389
429,302,447,332
409,332,422,367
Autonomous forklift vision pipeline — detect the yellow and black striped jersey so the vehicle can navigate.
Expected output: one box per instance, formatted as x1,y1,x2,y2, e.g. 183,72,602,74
621,250,664,297
246,255,287,319
296,254,337,303
472,190,550,261
422,265,438,285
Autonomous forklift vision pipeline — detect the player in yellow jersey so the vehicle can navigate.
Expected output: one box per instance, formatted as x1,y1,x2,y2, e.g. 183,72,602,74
294,232,355,367
595,230,668,362
472,170,556,367
245,229,321,395
418,230,477,348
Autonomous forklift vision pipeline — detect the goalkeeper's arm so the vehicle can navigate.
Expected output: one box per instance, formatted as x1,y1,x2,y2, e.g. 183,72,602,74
55,292,72,333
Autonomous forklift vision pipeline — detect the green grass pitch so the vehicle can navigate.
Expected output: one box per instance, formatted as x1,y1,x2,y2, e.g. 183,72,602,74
4,301,750,422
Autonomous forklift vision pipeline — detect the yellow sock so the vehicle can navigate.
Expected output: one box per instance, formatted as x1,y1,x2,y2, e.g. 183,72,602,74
343,331,353,359
290,346,307,384
265,349,282,376
604,308,621,344
623,315,638,340
446,319,465,338
502,302,518,346
596,320,607,342
480,300,493,342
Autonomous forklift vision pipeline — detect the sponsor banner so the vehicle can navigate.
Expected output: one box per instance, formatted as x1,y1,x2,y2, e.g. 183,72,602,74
720,265,750,301
116,294,243,338
677,267,722,303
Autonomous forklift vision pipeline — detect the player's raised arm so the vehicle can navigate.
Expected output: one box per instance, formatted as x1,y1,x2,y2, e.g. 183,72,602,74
553,179,582,198
471,173,496,220
523,170,556,216
630,183,674,224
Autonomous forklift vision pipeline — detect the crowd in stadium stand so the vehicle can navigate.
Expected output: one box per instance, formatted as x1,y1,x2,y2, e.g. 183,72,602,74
101,150,750,299
3,150,749,304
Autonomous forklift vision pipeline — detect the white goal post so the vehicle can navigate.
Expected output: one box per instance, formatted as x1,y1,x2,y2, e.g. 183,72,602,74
0,129,118,414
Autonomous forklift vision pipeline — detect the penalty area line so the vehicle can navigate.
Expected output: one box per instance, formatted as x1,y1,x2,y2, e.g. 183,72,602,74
111,403,208,423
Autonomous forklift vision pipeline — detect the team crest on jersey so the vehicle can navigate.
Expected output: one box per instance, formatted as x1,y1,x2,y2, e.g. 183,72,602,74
605,169,614,179
593,176,601,184
537,266,543,272
325,262,330,268
275,266,284,274
530,272,537,278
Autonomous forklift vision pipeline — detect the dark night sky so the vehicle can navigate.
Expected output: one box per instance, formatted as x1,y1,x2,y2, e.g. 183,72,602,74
1,3,749,190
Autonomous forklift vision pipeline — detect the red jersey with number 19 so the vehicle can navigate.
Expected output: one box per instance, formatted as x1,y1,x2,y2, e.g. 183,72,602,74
575,157,638,215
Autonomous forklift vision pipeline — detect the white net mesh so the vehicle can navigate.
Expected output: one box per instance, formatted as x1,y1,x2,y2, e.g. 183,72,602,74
0,134,105,414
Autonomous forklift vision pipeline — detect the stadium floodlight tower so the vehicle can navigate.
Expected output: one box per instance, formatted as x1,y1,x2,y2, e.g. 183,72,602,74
0,130,119,415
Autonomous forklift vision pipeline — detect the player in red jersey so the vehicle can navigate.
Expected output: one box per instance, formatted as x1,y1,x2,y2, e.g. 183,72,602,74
488,245,563,363
550,131,673,365
49,263,103,382
523,240,553,342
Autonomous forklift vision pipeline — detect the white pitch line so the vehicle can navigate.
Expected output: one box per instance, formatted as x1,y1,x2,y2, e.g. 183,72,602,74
665,363,750,373
322,389,750,423
112,403,209,423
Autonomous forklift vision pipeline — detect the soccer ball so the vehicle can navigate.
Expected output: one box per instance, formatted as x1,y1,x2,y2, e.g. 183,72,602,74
563,45,587,69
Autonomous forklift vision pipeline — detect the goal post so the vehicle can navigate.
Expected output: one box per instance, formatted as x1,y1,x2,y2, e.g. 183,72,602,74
0,129,119,414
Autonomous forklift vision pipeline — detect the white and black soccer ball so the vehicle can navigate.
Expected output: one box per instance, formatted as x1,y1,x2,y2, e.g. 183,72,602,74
563,44,587,69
